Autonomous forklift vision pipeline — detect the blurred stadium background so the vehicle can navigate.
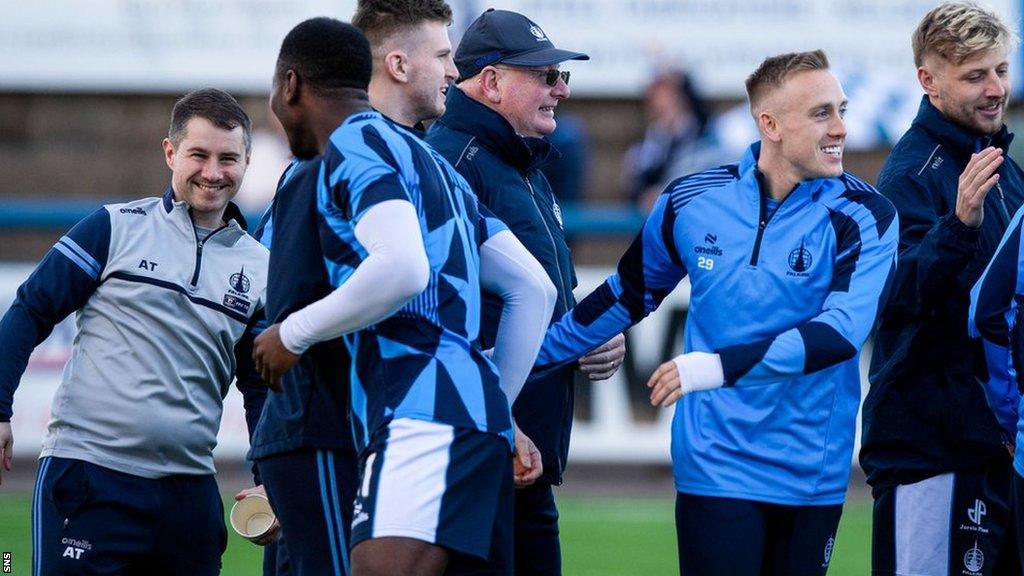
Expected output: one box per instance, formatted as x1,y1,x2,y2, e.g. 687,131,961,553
1,0,1022,573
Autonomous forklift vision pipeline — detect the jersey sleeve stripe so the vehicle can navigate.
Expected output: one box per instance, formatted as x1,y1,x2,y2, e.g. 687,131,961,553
797,321,857,374
55,240,100,280
839,177,897,238
717,339,773,385
827,209,862,294
59,236,102,276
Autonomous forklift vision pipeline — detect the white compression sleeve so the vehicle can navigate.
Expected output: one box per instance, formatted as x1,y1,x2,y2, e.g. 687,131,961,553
279,199,429,354
479,230,557,403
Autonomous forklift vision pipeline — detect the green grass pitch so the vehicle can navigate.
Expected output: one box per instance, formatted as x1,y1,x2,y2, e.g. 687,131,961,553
0,493,871,575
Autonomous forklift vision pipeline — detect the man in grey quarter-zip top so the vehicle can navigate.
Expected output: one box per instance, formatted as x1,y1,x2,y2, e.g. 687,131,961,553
0,88,271,575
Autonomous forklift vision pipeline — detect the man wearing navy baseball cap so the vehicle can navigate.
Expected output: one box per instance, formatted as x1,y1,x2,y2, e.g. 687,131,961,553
428,8,626,576
453,8,588,82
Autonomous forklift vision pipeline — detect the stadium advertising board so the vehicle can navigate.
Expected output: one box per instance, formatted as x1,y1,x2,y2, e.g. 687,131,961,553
0,0,1017,97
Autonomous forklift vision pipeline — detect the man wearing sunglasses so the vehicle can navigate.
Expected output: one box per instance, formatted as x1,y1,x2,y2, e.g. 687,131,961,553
427,8,625,576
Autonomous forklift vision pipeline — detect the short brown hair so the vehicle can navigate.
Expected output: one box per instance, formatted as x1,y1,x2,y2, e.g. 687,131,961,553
745,50,830,111
352,0,453,49
912,2,1017,67
169,88,252,153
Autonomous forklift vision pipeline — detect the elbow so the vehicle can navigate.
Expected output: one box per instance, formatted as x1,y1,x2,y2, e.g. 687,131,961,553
395,254,431,302
537,273,557,321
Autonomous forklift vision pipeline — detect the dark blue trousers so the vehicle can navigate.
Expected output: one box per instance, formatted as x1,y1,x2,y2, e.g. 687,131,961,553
257,447,358,576
513,481,561,576
675,492,842,576
33,456,225,576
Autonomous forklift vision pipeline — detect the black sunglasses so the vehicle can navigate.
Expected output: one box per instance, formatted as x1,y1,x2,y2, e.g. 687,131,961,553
495,65,570,87
539,69,570,87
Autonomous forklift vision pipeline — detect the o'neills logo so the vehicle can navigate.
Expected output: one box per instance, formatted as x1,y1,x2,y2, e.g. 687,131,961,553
694,245,723,256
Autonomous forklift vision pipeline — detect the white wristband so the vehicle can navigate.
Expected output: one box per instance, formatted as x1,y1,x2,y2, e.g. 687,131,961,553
672,352,725,394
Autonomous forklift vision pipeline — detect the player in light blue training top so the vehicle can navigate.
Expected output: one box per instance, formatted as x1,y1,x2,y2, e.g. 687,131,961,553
535,50,898,575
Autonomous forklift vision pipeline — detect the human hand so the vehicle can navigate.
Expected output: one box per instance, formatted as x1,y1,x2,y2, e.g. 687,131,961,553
0,422,11,488
233,485,281,546
647,352,725,407
253,323,299,392
578,334,626,381
956,147,1003,228
513,424,543,488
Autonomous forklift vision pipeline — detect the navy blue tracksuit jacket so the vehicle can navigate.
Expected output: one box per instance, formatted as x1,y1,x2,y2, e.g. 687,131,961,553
250,159,355,460
862,96,1024,492
427,86,577,485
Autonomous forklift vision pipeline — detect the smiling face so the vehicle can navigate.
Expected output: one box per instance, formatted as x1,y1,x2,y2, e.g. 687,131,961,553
920,47,1010,136
768,69,848,182
163,116,248,228
492,64,570,137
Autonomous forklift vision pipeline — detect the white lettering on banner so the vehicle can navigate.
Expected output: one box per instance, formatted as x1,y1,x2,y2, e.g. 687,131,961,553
0,1,1016,97
1,264,871,464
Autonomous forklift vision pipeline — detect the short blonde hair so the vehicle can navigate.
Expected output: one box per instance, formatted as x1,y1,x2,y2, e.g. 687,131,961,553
745,50,830,112
912,2,1017,67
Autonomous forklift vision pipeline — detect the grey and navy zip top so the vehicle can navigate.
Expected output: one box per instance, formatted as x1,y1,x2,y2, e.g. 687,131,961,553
0,189,269,478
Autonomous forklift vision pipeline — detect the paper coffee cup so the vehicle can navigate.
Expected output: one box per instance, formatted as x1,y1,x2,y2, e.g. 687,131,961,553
230,493,276,542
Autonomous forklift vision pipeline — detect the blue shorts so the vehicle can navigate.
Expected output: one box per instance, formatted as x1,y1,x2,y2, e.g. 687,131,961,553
258,447,359,576
351,418,512,573
32,456,225,576
675,492,842,576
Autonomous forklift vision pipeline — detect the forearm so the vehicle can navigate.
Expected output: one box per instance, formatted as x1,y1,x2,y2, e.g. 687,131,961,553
536,275,638,370
234,322,268,439
914,213,980,297
0,303,49,420
280,200,429,353
480,231,557,403
538,193,687,370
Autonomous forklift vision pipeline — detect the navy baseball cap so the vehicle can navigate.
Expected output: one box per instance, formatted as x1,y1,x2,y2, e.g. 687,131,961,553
455,9,589,81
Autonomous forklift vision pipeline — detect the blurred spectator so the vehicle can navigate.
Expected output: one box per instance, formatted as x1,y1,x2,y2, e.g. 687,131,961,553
623,70,724,212
541,112,589,204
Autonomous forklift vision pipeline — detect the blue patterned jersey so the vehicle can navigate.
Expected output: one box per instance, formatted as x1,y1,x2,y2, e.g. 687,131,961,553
317,111,512,450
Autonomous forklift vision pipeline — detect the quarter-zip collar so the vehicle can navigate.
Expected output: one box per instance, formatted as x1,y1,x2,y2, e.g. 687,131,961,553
913,95,1014,158
738,142,835,216
435,85,559,172
739,142,839,267
160,187,248,245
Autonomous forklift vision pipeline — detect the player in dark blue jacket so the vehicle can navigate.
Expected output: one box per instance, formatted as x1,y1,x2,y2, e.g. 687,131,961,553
536,51,898,575
248,158,358,576
860,4,1024,574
